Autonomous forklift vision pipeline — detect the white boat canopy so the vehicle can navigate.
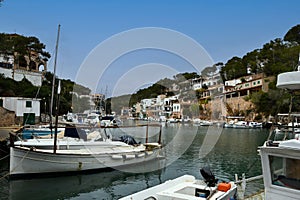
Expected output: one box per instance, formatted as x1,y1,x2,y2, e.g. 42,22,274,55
277,71,300,90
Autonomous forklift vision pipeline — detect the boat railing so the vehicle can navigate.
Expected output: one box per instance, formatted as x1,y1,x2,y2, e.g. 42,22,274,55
267,124,300,141
11,123,163,146
234,173,264,200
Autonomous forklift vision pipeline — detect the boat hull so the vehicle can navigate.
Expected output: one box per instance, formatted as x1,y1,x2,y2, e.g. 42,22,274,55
120,175,237,200
10,146,161,177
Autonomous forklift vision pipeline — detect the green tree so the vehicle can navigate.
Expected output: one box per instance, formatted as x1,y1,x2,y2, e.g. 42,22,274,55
201,65,217,77
0,33,51,68
250,89,294,117
284,24,300,44
220,56,246,81
174,72,199,81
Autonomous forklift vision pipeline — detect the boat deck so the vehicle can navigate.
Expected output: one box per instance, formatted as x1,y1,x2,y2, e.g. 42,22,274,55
16,145,149,155
244,191,264,200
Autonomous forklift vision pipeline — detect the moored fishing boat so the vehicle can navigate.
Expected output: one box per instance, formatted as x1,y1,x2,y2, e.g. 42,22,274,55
9,123,163,177
10,140,162,178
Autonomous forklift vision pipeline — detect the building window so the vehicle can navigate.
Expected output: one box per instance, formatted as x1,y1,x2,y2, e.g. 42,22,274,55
253,82,256,86
269,155,300,190
257,80,261,84
26,101,32,108
245,83,249,87
0,99,2,107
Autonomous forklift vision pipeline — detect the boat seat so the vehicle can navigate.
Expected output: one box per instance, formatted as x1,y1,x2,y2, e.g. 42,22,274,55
275,175,300,190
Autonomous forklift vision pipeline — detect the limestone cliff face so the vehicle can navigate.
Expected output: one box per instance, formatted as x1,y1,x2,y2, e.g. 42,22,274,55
204,97,256,121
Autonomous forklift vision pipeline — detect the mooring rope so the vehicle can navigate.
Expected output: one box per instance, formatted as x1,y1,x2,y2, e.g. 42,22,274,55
0,147,31,181
0,154,9,161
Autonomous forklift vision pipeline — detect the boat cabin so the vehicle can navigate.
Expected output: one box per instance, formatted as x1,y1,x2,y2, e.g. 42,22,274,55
260,139,300,199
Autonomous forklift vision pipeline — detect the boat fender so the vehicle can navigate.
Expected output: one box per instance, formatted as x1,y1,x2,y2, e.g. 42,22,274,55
29,147,36,151
217,182,231,192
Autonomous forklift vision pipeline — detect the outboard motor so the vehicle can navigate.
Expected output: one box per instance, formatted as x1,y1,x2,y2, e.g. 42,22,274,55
200,167,218,187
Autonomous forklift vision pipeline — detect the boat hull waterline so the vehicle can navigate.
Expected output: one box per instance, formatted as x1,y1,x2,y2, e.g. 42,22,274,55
10,146,161,177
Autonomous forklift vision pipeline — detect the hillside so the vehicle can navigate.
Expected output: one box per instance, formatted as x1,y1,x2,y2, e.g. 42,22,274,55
1,25,300,118
111,24,300,117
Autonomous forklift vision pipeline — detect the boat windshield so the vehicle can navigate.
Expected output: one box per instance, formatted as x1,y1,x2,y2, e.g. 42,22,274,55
269,155,300,190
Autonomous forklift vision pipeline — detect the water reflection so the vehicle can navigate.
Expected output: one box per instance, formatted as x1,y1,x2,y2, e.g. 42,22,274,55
2,158,165,200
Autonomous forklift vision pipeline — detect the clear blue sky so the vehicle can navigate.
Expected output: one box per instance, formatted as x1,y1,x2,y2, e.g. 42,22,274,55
1,0,300,96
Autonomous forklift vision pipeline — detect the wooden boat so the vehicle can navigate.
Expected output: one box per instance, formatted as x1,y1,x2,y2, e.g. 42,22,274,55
10,124,163,177
10,141,162,177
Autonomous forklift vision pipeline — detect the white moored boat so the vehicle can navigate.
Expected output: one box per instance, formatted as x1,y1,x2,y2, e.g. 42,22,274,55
10,142,161,177
9,124,163,177
120,167,237,200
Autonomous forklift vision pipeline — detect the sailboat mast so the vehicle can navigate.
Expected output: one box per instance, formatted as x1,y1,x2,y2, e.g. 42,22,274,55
50,24,61,122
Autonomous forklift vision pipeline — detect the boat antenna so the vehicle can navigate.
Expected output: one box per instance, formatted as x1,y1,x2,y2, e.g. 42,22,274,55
50,24,61,130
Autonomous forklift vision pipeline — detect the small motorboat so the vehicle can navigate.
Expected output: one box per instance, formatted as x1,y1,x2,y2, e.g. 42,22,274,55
120,167,237,200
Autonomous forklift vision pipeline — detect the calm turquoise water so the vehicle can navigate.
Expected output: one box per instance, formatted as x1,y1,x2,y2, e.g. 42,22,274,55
0,123,269,200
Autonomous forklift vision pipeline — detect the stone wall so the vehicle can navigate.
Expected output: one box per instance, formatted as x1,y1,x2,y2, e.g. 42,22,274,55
225,97,254,113
0,107,15,126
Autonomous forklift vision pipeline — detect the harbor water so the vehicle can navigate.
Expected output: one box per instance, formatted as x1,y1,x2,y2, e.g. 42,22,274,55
0,123,269,200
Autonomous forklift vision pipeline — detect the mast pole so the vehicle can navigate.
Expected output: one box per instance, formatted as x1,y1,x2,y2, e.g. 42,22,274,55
50,24,61,129
54,80,61,153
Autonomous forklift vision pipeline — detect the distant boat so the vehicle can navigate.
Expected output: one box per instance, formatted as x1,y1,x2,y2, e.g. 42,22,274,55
167,118,179,123
224,119,262,129
248,121,263,128
199,120,213,126
232,121,249,129
192,118,201,124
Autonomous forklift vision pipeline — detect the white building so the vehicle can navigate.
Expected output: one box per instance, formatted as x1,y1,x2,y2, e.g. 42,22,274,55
0,97,40,125
0,52,46,87
0,67,44,86
140,98,154,109
191,72,224,99
132,94,185,120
